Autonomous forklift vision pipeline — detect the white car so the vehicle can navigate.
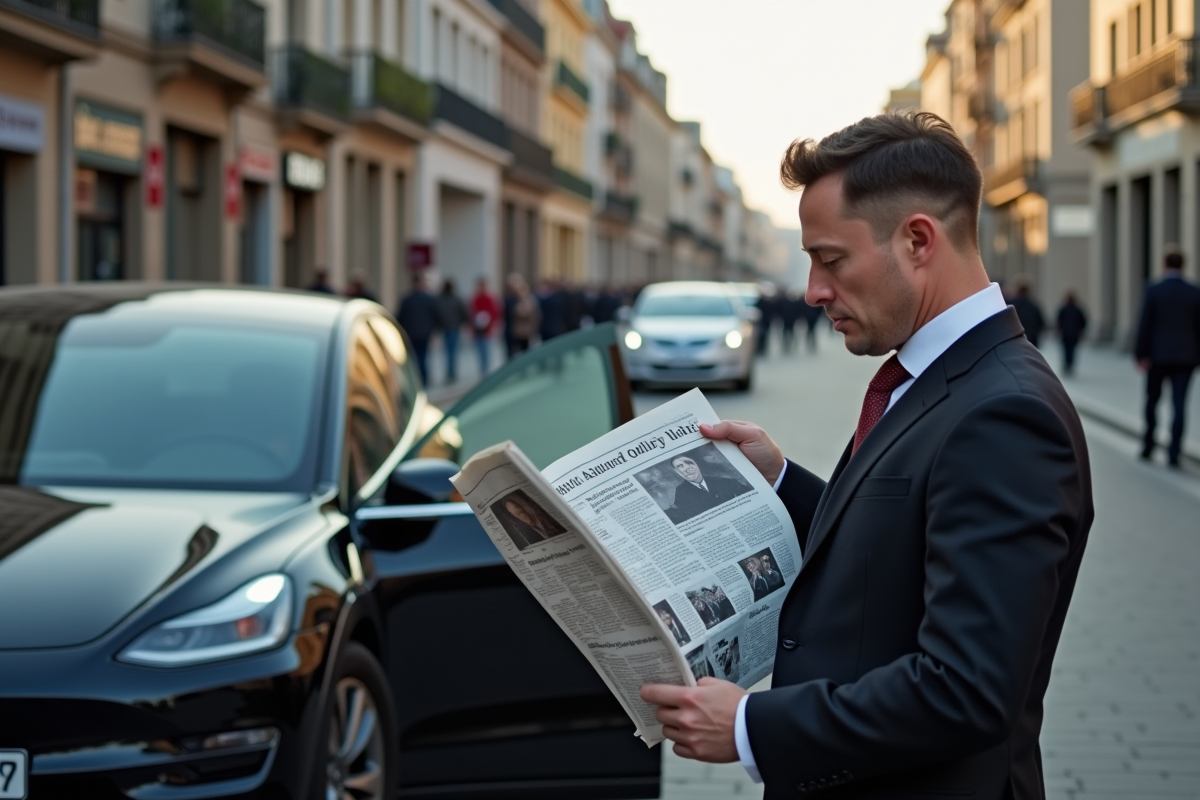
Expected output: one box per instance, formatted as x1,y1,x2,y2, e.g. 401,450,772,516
621,281,756,390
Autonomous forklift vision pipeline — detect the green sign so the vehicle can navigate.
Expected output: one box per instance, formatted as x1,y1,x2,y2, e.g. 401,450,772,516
75,99,144,175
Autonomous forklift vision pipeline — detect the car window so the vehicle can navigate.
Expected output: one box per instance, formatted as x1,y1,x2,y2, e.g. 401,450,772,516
344,315,419,495
411,325,631,470
636,295,735,317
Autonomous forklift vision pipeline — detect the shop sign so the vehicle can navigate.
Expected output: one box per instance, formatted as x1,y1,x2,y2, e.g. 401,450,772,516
283,152,325,192
145,145,164,209
225,164,241,220
240,145,276,182
406,242,434,271
1050,205,1094,238
75,100,144,175
0,94,45,153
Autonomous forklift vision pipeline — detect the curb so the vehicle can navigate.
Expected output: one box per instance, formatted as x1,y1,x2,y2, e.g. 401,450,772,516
1068,392,1200,467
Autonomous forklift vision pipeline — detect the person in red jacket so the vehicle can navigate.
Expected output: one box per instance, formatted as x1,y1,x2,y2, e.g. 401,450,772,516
470,277,501,375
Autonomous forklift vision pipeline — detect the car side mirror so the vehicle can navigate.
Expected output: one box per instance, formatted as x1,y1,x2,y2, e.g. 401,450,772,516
386,458,461,505
615,306,631,322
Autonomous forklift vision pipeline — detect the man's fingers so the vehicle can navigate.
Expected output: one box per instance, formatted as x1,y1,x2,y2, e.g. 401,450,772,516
700,420,760,443
641,682,688,707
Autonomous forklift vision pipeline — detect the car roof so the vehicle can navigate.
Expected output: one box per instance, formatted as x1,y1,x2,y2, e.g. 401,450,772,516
0,283,353,331
639,281,737,297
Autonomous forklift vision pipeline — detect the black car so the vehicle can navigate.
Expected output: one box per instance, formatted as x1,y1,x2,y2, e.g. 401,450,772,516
0,284,657,800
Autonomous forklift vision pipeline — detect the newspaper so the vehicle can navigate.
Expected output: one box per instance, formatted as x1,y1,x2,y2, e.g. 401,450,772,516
449,388,800,746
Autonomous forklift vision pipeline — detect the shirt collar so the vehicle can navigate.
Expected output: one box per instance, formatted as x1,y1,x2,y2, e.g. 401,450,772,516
895,283,1007,380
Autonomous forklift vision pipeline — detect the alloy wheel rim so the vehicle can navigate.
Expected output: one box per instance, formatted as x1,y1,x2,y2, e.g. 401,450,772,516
326,676,385,800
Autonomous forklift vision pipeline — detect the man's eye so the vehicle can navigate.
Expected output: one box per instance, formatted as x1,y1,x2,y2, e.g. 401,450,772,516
824,259,840,269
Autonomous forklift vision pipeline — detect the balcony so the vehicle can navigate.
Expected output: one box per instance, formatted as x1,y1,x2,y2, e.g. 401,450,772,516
555,60,590,107
152,0,266,93
668,220,693,239
983,158,1042,207
601,191,638,224
433,83,508,151
273,45,351,137
486,0,543,57
0,0,100,61
506,126,554,189
554,166,593,200
350,51,431,139
1071,38,1200,146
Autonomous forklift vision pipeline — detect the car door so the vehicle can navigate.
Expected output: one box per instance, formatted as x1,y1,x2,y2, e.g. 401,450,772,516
354,324,660,800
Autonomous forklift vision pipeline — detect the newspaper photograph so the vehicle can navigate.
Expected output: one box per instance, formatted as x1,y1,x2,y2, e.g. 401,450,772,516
450,388,801,746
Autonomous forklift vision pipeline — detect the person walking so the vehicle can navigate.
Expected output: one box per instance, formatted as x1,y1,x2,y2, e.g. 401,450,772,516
469,277,500,376
1055,291,1088,376
802,302,823,352
437,279,469,384
343,270,377,302
396,273,440,386
640,112,1092,800
306,269,335,294
537,279,566,343
507,274,540,355
779,290,802,353
1008,278,1046,347
1136,247,1200,467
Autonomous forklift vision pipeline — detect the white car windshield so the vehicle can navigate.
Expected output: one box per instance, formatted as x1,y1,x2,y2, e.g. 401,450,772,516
637,295,735,317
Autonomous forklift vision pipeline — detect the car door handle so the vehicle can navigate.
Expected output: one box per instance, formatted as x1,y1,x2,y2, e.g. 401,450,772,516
355,502,476,521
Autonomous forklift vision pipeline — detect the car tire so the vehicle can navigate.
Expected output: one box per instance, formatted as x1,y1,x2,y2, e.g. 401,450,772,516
316,642,399,800
735,371,754,392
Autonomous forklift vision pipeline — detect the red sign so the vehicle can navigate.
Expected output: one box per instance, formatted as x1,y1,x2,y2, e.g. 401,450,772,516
224,164,241,220
406,242,434,271
239,145,276,182
145,144,163,209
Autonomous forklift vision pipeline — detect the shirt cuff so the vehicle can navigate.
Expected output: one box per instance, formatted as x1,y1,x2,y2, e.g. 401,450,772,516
734,694,763,783
771,460,788,493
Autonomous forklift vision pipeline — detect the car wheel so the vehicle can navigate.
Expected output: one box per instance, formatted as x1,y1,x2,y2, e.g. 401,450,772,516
735,371,754,392
320,643,398,800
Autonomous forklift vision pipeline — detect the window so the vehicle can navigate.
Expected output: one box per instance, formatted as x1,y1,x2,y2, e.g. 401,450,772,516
1167,0,1174,33
1110,21,1119,77
432,8,441,78
1151,0,1157,45
451,22,460,86
1134,4,1143,56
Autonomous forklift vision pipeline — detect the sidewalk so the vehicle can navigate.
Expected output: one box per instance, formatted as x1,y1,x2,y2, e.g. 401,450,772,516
423,336,507,408
1047,340,1200,464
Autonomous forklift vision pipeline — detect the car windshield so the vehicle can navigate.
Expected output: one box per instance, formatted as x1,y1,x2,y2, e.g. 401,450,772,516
2,315,328,491
636,295,735,317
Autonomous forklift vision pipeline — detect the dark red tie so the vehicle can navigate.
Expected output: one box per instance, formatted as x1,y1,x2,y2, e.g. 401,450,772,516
852,355,912,454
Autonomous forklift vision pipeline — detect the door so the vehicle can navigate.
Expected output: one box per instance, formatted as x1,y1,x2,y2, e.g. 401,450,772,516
355,324,657,799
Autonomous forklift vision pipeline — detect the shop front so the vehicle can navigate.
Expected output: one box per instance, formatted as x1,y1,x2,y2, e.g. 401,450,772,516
238,145,276,285
281,151,325,289
0,93,46,285
74,99,143,282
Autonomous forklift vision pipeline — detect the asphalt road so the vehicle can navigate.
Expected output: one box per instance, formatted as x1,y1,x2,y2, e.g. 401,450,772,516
637,330,1200,799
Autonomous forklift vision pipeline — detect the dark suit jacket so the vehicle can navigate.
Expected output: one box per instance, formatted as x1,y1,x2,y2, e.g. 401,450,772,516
671,475,750,519
745,308,1093,800
1135,275,1200,366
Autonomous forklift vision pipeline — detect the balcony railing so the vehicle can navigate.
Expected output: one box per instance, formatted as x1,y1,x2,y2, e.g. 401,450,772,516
1106,39,1198,117
273,45,351,121
350,51,432,125
554,166,593,200
603,191,638,223
556,60,590,104
983,158,1042,201
154,0,266,68
433,83,508,150
507,127,554,185
486,0,544,53
0,0,99,33
1070,83,1102,131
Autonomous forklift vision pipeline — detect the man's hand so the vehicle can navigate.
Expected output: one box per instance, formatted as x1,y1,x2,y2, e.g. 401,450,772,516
640,678,746,763
700,421,785,485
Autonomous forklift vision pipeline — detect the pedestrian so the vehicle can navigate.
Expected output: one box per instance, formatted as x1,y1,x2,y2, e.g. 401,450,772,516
508,275,540,354
803,302,822,352
640,112,1093,800
1136,246,1200,468
538,279,566,343
437,278,469,383
469,277,500,376
306,269,334,294
592,285,622,324
343,270,377,302
396,273,440,386
563,283,589,331
1008,277,1046,347
1055,290,1088,376
755,288,777,356
779,290,802,353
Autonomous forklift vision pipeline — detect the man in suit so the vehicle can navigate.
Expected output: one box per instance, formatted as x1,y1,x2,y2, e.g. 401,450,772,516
658,607,691,647
759,554,785,593
746,558,772,601
1135,247,1200,468
641,112,1093,800
669,455,751,521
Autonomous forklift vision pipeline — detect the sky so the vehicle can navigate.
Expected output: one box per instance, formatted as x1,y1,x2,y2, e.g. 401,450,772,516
605,0,951,230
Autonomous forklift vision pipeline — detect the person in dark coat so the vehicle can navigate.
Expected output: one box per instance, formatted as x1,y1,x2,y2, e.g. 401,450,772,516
306,269,335,294
1136,247,1200,467
437,279,469,383
592,285,622,324
1009,280,1046,347
1055,291,1088,375
538,280,566,342
343,271,377,302
779,291,802,353
396,273,440,385
666,455,752,523
803,302,823,352
563,284,589,331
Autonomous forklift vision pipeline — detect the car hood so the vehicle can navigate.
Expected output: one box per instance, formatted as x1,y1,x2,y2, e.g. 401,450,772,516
0,486,307,650
630,316,740,339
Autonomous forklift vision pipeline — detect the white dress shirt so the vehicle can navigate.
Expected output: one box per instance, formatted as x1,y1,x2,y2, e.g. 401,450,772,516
734,283,1007,783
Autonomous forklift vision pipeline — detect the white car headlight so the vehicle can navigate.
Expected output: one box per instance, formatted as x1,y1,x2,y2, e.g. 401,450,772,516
120,574,293,667
725,330,743,349
624,330,643,350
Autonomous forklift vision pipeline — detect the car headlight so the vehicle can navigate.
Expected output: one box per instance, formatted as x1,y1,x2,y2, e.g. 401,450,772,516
624,330,643,350
725,330,743,349
119,574,293,667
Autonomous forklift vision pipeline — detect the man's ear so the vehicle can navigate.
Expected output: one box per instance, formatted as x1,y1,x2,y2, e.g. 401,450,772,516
899,214,938,268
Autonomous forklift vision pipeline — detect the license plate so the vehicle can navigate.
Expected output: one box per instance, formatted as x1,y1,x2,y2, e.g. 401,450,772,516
0,750,27,800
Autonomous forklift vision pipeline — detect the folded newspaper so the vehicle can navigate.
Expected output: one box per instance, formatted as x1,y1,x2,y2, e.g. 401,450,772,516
449,389,800,746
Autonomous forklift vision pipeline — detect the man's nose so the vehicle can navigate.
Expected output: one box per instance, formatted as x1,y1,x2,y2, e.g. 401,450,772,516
805,268,833,307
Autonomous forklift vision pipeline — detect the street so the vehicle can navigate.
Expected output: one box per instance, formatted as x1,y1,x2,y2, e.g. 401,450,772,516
636,330,1200,799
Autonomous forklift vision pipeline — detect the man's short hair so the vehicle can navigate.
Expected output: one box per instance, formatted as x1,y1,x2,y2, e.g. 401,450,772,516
779,111,982,252
1164,244,1185,271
